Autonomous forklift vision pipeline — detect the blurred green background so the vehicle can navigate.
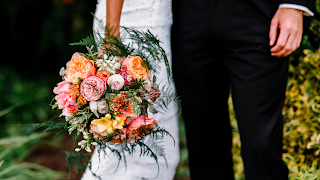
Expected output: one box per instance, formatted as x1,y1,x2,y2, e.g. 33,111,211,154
0,0,319,180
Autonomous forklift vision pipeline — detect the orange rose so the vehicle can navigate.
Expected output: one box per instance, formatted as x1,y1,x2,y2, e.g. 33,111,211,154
64,53,96,83
122,56,150,81
96,70,112,82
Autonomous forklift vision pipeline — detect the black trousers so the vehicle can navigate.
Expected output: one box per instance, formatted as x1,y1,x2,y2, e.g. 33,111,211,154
172,0,289,180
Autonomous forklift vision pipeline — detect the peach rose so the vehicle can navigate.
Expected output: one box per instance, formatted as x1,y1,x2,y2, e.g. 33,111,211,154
122,56,150,81
65,53,96,84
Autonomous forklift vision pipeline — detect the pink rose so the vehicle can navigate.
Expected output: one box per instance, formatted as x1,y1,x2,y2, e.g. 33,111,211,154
125,116,137,125
53,81,78,115
128,115,157,131
80,76,107,101
107,74,124,90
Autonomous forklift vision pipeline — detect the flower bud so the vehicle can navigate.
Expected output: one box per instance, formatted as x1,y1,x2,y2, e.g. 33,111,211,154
75,148,81,152
91,142,98,146
85,146,92,153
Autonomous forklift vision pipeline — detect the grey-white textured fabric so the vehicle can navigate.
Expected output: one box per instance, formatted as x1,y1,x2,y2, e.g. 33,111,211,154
81,0,180,179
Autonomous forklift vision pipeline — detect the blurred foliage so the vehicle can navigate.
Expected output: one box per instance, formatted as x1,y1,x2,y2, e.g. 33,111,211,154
174,117,190,179
230,1,320,179
0,133,66,180
0,66,53,137
0,0,96,179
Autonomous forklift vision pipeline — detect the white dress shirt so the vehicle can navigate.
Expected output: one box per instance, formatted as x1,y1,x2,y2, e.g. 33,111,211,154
279,3,314,16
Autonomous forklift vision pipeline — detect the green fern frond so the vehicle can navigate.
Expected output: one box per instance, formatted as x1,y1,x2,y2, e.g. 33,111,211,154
69,35,97,51
136,140,160,178
65,151,90,177
154,85,182,114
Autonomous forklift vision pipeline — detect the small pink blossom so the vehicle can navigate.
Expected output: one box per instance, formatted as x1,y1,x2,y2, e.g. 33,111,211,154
146,87,160,102
116,65,133,86
80,76,107,101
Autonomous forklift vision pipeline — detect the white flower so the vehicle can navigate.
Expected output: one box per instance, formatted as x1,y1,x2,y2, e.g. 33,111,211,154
91,142,98,146
96,55,121,74
75,148,81,152
59,67,66,76
93,134,99,140
89,101,99,118
85,146,92,153
83,135,89,140
78,141,82,146
127,75,133,82
97,99,108,114
77,127,84,132
60,111,74,118
147,107,153,118
89,101,98,111
107,74,125,90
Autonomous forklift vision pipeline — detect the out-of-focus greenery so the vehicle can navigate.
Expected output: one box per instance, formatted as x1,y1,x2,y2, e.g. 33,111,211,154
174,117,190,179
0,133,66,180
0,67,52,137
0,0,96,179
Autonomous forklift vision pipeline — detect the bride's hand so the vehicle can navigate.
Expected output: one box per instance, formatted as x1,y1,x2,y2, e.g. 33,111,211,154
98,0,124,57
97,24,121,57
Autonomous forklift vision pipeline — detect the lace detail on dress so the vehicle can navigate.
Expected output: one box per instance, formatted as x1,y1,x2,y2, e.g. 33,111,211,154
94,0,172,28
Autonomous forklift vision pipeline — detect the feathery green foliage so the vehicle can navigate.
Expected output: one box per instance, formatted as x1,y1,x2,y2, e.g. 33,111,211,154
65,151,90,177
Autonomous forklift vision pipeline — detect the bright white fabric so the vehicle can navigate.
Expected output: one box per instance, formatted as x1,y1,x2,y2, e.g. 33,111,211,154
81,0,180,180
279,3,314,16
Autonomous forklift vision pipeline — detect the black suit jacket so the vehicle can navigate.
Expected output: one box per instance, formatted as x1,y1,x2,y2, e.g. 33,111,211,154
252,0,316,19
172,0,316,20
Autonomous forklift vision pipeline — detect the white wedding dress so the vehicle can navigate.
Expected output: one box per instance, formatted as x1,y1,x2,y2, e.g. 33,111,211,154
81,0,180,179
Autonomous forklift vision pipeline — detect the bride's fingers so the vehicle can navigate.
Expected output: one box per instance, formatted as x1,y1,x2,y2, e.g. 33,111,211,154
97,48,104,57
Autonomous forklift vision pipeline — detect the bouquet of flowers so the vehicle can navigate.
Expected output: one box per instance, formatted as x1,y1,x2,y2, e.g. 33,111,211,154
41,24,180,176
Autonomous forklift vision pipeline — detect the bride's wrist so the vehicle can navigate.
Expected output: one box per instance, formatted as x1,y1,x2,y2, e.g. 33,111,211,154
105,21,120,36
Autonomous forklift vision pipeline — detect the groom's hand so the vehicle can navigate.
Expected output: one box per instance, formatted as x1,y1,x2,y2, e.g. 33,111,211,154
269,8,303,57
